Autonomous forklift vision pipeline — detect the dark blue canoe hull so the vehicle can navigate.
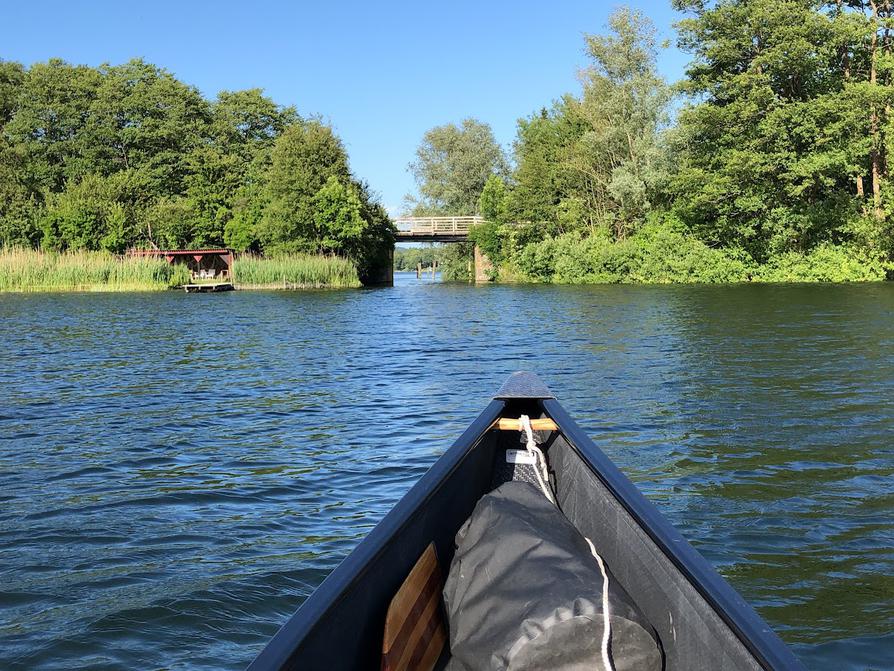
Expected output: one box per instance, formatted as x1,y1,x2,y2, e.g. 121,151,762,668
248,373,804,670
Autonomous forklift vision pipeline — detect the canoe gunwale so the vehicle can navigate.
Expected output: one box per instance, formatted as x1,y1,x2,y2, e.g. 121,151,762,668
543,398,805,671
246,399,507,671
248,378,804,671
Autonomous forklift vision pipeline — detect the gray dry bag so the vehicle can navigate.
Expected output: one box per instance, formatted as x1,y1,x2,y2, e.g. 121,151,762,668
443,481,663,671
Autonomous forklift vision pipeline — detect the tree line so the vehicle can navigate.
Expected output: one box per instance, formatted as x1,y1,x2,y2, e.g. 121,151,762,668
0,59,393,280
407,2,894,282
394,246,446,271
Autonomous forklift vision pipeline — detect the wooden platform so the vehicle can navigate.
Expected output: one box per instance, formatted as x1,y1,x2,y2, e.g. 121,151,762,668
182,282,234,293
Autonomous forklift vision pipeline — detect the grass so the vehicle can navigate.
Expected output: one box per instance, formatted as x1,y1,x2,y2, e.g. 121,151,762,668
233,253,360,288
0,248,190,292
0,249,362,293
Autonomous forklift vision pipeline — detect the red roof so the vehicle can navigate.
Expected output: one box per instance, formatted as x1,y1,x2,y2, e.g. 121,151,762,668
129,249,233,256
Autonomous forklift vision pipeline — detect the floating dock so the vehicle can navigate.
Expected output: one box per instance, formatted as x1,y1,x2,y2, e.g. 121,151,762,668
182,282,235,293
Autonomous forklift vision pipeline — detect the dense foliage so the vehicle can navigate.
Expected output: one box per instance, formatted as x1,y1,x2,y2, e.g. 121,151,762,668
0,59,393,281
405,119,507,216
408,4,894,283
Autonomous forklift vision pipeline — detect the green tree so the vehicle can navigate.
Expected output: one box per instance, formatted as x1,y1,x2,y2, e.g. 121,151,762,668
470,175,512,267
0,58,394,269
0,60,25,125
206,90,297,251
478,174,511,224
182,145,243,247
211,89,299,161
570,7,671,238
506,8,671,245
0,62,42,247
40,173,134,252
258,120,352,252
0,149,42,248
353,180,396,281
312,176,366,254
511,101,584,230
407,118,507,215
83,60,211,195
5,59,103,193
671,0,893,259
224,174,266,252
144,197,198,250
393,245,446,270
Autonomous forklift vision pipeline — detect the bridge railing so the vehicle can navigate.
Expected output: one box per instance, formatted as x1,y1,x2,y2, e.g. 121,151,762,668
393,215,484,236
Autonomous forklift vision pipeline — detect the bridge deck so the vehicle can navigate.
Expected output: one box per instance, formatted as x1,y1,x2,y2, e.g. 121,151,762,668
394,216,482,242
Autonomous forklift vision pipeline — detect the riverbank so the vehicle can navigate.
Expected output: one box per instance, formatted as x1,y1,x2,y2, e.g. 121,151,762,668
0,249,190,292
0,250,360,292
468,225,893,284
231,254,360,289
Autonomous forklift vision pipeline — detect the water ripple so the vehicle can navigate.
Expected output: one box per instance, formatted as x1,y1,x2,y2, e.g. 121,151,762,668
1,279,892,670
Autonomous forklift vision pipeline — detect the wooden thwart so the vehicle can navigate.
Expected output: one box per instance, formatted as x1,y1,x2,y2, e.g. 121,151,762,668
493,417,558,432
382,544,447,671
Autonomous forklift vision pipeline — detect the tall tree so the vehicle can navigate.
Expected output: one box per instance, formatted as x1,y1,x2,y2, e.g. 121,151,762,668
203,89,298,250
256,120,352,252
5,59,103,193
572,7,672,238
211,89,299,160
312,176,366,255
0,58,393,261
671,0,894,259
511,101,585,230
406,118,507,215
83,59,210,192
507,9,671,241
0,60,41,247
0,60,24,125
39,173,130,252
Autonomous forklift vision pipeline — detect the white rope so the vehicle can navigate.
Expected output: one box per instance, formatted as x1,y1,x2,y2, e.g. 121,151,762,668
586,537,614,670
518,415,614,671
519,414,554,504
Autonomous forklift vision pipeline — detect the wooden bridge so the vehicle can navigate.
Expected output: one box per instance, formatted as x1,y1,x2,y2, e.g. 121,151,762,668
393,216,483,242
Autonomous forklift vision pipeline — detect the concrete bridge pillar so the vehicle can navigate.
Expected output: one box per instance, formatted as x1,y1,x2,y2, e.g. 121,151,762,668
364,246,394,286
474,245,494,283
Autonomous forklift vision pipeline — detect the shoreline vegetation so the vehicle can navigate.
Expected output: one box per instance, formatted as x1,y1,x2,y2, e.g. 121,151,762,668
6,2,894,288
469,223,891,285
0,59,393,285
404,5,894,286
0,248,188,292
0,249,360,292
393,246,445,272
232,253,360,289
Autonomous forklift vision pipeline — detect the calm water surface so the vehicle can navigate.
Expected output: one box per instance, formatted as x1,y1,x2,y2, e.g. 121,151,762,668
1,274,892,670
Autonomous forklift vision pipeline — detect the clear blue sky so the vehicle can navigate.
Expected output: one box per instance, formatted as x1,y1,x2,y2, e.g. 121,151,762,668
1,0,689,215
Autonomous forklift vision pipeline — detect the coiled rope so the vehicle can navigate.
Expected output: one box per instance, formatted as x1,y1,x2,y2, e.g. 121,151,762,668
518,415,614,671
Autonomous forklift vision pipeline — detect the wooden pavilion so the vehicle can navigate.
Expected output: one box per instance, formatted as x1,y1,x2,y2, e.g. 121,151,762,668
129,249,235,281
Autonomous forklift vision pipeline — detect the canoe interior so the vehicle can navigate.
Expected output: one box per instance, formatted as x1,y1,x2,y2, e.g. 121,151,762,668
248,396,801,671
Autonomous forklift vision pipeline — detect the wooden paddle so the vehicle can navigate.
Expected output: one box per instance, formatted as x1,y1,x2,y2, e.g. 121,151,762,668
381,543,447,671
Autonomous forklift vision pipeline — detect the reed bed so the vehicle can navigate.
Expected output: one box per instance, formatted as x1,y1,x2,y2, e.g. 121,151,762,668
0,248,190,292
233,253,360,288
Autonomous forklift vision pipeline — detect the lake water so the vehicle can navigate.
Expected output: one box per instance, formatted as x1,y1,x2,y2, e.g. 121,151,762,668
1,273,892,670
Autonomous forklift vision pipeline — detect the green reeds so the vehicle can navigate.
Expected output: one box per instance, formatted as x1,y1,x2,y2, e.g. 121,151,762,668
0,248,190,292
233,253,360,288
0,249,361,292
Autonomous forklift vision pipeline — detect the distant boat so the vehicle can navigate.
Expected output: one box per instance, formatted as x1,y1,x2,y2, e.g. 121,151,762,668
248,372,804,670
